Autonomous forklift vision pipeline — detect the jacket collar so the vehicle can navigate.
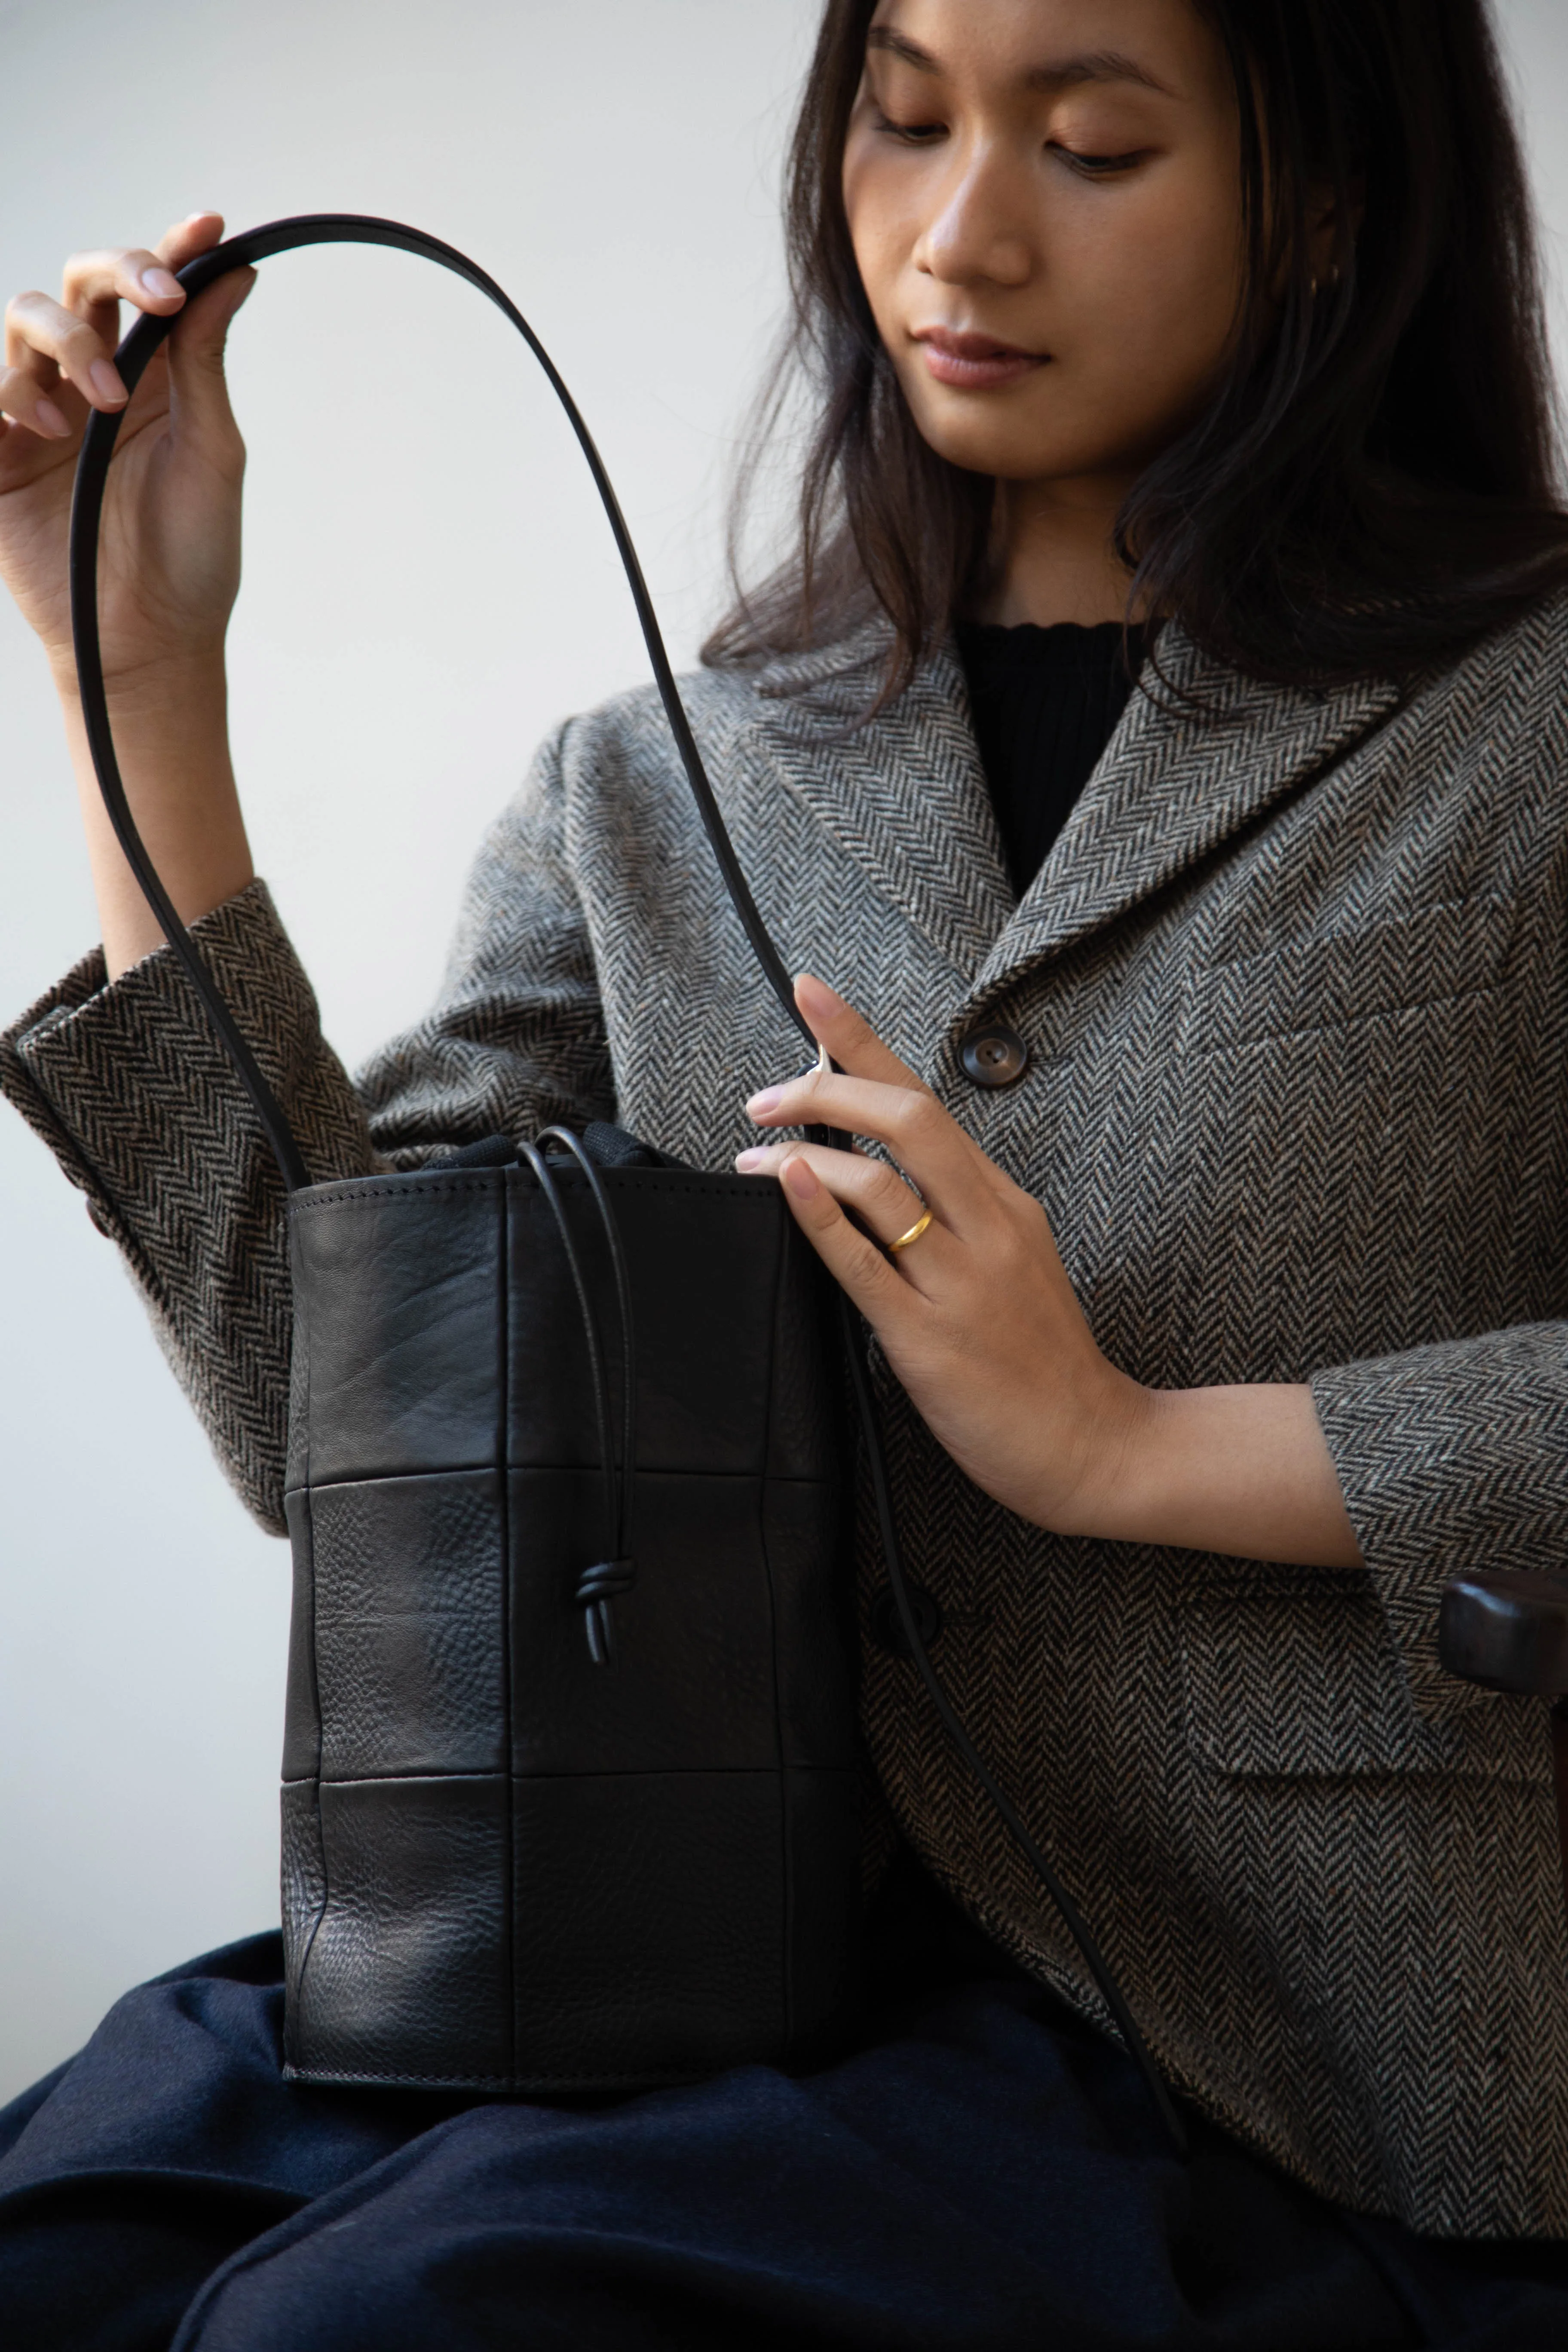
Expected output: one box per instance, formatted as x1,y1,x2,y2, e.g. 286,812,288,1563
750,622,1403,1006
751,624,1013,980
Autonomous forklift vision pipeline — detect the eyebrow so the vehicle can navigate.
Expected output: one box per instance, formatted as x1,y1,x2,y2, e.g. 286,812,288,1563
865,25,1176,98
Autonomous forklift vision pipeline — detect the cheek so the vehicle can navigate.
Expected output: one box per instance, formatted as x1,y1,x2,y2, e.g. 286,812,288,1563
949,179,1244,479
844,153,916,341
1072,180,1244,417
844,132,1246,482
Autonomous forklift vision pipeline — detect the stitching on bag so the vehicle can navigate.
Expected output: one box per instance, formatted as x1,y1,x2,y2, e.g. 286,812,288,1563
291,1174,781,1213
291,1181,511,1210
291,2068,518,2088
282,1468,834,1500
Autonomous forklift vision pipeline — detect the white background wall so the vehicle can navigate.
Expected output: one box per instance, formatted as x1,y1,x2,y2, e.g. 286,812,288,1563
0,0,1565,2103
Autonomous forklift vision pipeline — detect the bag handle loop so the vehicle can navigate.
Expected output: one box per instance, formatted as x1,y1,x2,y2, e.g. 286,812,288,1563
67,213,815,1195
68,215,1188,2163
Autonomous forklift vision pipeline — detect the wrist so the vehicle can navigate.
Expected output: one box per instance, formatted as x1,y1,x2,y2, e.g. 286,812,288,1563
52,643,230,716
56,648,251,983
1038,1360,1156,1538
1037,1379,1363,1567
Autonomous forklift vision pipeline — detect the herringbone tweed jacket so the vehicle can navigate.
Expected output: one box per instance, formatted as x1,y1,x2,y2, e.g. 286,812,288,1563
6,606,1568,2238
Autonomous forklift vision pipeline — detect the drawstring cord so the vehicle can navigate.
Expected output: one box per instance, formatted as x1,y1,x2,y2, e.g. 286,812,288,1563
518,1137,637,1665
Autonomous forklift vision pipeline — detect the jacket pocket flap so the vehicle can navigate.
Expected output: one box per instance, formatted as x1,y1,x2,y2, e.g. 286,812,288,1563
1185,896,1516,1056
1180,1570,1547,1779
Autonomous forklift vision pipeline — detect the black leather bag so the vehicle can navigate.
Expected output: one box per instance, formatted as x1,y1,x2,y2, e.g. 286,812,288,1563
273,1124,860,2090
70,216,1185,2146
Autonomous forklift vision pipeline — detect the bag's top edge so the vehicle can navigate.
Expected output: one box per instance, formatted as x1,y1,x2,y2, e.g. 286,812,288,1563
290,1164,784,1213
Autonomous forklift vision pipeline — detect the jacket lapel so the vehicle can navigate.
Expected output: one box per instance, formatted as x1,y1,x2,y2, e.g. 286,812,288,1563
965,629,1403,1008
749,621,1404,1012
751,626,1014,979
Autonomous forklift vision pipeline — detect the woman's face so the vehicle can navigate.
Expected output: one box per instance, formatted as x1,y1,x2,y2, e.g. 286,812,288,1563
842,0,1246,493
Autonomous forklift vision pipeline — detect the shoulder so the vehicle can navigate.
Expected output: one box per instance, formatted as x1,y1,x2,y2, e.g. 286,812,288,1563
555,662,762,781
1358,590,1568,840
1414,588,1568,734
551,619,899,782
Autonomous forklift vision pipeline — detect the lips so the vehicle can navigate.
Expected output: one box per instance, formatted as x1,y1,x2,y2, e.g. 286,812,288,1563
913,327,1047,391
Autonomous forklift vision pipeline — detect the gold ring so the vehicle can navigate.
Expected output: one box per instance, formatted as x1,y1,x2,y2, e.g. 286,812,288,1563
887,1207,934,1256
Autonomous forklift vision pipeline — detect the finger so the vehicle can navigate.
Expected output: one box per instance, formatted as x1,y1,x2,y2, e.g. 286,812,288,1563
61,245,190,322
793,972,927,1093
59,247,185,372
0,358,72,438
775,1154,928,1329
154,212,226,271
56,220,218,373
155,212,226,267
6,288,129,411
778,970,1014,1211
746,1067,988,1221
736,1139,946,1276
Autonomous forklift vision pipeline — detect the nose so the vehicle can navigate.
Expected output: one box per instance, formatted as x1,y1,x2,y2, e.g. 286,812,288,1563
912,144,1034,290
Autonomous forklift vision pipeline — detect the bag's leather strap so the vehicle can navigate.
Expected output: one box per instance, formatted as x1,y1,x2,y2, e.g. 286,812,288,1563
67,214,1189,2163
67,213,815,1194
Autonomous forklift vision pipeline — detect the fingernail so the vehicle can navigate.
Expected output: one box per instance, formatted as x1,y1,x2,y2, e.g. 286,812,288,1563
795,972,847,1016
782,1157,820,1201
89,360,126,406
140,266,183,301
747,1087,784,1118
735,1148,768,1172
34,397,68,437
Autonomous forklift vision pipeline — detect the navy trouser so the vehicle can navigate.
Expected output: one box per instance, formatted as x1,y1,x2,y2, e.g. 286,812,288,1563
3,1868,1568,2351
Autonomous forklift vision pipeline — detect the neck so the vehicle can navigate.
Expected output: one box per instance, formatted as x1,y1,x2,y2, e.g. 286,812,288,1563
976,475,1139,629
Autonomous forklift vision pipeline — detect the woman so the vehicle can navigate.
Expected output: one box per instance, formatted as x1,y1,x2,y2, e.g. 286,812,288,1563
3,0,1568,2342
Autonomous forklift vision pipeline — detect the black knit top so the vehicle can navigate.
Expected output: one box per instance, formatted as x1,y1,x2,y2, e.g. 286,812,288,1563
957,620,1146,895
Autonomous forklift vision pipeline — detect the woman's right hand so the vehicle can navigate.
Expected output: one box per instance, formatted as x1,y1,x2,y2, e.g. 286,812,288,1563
0,211,254,690
1,212,261,979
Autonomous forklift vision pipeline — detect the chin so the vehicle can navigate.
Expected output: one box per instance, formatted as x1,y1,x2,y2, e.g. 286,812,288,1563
899,378,1101,484
911,413,1094,484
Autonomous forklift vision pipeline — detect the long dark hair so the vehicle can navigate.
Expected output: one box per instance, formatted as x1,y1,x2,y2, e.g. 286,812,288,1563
703,0,1568,700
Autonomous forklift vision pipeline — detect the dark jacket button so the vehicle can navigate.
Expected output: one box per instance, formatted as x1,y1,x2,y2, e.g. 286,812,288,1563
959,1022,1030,1088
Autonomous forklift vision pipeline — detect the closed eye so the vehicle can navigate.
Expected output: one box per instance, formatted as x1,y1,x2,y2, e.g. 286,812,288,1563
875,110,948,146
1052,144,1150,178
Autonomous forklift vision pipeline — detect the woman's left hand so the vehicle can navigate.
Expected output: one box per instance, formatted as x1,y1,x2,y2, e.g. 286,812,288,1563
738,973,1365,1568
735,971,1142,1534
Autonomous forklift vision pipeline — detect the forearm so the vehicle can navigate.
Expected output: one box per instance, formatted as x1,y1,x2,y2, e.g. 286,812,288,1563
1064,1374,1363,1568
54,653,253,980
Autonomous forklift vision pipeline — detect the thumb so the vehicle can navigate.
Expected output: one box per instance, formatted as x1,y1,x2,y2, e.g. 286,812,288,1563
164,267,254,450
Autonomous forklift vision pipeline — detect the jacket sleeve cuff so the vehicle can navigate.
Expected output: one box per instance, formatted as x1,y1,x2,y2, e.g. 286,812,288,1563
1311,1324,1568,1723
0,879,373,1532
0,933,118,1230
1,879,372,1198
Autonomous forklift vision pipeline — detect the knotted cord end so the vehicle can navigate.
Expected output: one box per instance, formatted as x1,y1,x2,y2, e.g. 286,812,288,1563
576,1559,637,1666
